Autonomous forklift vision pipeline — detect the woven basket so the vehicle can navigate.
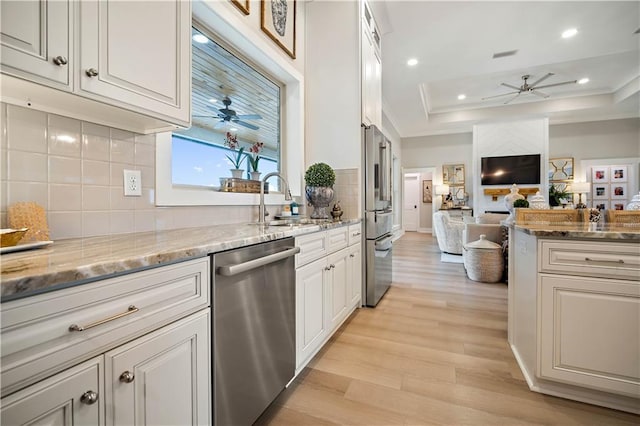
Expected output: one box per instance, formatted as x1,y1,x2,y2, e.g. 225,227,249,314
463,235,504,283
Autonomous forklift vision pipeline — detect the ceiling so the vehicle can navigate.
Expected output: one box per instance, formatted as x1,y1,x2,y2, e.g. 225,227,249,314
374,1,640,137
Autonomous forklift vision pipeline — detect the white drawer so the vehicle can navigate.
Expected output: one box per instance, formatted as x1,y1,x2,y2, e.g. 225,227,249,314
1,257,210,397
348,223,362,246
295,232,328,268
540,240,640,281
327,227,349,253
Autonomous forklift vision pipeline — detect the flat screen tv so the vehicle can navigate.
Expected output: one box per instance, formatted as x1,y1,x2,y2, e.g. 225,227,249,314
481,154,541,185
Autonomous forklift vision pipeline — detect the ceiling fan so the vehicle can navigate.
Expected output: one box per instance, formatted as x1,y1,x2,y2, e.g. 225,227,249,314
482,73,577,104
195,97,262,130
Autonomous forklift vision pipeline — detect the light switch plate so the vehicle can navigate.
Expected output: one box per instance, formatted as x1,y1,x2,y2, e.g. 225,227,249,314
123,169,142,196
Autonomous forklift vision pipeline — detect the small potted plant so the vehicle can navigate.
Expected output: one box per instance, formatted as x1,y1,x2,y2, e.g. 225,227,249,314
247,141,264,180
224,132,245,178
549,184,570,207
304,162,336,219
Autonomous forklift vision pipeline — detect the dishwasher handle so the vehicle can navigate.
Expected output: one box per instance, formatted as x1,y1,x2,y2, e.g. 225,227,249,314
217,246,300,277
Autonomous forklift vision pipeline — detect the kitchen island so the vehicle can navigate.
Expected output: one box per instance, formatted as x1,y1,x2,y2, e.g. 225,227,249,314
508,223,640,414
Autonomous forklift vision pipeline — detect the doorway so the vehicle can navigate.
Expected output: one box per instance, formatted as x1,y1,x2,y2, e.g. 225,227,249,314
403,174,420,231
403,167,436,233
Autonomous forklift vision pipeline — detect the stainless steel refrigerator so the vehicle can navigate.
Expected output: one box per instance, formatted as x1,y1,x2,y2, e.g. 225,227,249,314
363,124,393,307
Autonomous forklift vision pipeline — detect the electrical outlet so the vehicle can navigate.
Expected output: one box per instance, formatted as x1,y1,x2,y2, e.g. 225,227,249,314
123,169,142,196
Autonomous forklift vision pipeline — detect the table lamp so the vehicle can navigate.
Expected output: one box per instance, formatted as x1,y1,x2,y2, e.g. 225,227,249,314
571,182,591,209
435,184,450,207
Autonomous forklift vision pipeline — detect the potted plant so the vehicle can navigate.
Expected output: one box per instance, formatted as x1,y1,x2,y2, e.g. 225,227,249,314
247,141,264,180
304,162,336,219
549,184,570,207
224,132,245,178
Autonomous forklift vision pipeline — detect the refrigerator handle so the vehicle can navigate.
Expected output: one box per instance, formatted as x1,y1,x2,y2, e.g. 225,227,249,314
379,142,390,201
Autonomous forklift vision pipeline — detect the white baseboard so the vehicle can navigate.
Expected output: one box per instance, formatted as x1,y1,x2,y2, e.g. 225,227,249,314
417,227,432,234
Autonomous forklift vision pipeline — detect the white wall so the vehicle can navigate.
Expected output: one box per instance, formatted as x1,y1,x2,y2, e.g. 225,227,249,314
473,118,549,214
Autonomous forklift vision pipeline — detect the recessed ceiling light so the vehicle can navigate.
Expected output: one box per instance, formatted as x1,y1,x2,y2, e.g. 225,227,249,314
192,34,208,44
457,94,466,100
208,98,217,103
407,58,418,67
562,28,578,39
578,78,589,84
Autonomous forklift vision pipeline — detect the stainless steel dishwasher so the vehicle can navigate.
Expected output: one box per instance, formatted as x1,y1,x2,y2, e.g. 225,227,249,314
212,238,299,426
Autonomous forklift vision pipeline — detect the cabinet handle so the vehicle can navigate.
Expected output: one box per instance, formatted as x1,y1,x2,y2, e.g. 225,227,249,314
584,257,625,264
352,232,361,237
80,390,99,405
52,55,68,66
349,254,355,258
69,305,139,332
119,371,135,383
330,264,335,269
86,68,99,77
324,266,331,271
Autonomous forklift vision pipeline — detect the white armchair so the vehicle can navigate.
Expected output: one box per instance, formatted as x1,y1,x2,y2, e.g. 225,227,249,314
433,211,466,254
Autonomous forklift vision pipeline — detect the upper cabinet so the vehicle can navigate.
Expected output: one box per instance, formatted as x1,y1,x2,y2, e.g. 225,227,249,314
361,0,382,127
0,0,191,134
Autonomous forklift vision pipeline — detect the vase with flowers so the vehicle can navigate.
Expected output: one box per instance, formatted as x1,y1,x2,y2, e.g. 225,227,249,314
247,141,264,180
224,132,245,178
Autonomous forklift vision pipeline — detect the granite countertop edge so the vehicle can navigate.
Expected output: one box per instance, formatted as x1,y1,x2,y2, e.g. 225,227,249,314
1,219,361,301
514,223,640,239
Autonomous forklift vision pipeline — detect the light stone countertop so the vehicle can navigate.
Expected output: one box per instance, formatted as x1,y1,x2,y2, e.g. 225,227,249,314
514,223,640,240
1,219,361,301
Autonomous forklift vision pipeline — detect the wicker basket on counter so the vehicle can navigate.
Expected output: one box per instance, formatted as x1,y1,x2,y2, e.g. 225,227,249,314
463,235,504,283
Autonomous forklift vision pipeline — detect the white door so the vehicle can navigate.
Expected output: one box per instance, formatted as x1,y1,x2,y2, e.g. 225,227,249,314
403,174,420,231
104,309,210,426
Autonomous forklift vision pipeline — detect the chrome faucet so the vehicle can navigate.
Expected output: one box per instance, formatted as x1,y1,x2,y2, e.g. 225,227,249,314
259,172,292,224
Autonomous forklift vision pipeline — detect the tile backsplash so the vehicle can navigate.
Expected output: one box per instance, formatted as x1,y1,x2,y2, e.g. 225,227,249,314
332,168,359,220
1,103,254,240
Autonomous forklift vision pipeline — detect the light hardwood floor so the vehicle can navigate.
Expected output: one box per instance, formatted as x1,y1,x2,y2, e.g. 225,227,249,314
257,232,639,425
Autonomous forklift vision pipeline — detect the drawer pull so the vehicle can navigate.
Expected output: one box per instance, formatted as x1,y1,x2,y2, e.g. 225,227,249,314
584,257,625,264
352,232,361,236
80,390,99,405
69,305,139,332
120,371,135,383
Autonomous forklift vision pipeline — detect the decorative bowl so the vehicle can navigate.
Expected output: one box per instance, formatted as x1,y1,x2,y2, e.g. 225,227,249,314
1,228,29,247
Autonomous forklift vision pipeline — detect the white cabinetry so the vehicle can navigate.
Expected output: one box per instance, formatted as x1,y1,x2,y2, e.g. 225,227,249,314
361,0,382,127
1,257,211,425
0,0,191,133
295,224,362,372
509,230,640,413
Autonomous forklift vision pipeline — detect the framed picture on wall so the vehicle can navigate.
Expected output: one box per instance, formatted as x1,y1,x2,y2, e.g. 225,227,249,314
611,183,627,199
230,0,250,15
593,200,609,210
611,166,628,183
261,0,297,59
549,157,574,181
592,184,608,200
422,180,433,203
591,167,609,183
612,201,626,211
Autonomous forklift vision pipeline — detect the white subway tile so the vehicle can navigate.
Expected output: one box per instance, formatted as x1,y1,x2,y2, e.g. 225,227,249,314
82,211,110,237
48,114,81,157
138,165,154,189
49,156,81,184
134,188,155,209
9,150,48,182
134,209,156,232
49,184,82,211
82,133,110,161
135,133,155,145
82,122,110,138
82,160,110,185
110,187,135,210
82,185,110,210
110,138,134,164
110,210,135,234
110,128,135,142
110,163,134,187
1,103,7,148
155,208,174,230
1,148,6,181
7,181,48,208
0,180,6,212
6,105,47,153
134,142,155,167
48,211,82,240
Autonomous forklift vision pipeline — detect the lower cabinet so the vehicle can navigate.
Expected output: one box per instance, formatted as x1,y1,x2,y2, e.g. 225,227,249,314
0,309,210,426
295,225,362,371
1,356,104,425
539,274,640,397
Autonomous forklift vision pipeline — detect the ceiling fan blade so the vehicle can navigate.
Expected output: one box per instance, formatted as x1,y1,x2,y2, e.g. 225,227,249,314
234,120,260,130
481,90,519,100
530,89,550,98
501,83,522,91
236,114,262,120
529,72,554,88
503,92,521,104
534,80,577,90
192,115,215,118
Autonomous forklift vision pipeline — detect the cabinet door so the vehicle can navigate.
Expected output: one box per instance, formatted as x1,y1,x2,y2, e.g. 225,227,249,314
296,258,328,369
0,0,71,88
1,356,104,426
104,309,210,426
78,0,190,125
361,24,376,127
328,248,349,331
348,243,363,308
539,274,640,397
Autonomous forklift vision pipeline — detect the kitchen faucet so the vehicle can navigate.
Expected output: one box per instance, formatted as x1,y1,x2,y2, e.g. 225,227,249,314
259,172,292,224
